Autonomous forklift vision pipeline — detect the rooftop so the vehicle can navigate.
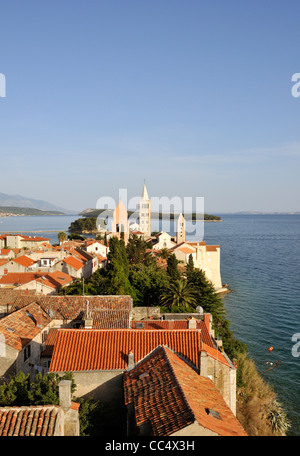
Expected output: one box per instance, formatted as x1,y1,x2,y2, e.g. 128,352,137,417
0,302,51,350
8,294,133,321
49,327,229,373
124,345,247,437
12,255,37,267
0,405,60,436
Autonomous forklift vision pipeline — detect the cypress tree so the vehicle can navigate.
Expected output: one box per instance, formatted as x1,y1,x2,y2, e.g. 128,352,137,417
166,254,181,281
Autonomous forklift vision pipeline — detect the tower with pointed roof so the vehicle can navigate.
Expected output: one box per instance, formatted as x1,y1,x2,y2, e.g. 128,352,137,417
139,182,151,237
176,213,186,244
111,200,129,241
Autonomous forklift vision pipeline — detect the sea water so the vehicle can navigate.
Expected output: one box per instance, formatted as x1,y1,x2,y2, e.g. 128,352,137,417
0,213,299,434
201,214,300,436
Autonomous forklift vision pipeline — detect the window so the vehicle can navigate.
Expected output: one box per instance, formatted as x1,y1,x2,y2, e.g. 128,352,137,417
205,408,222,420
42,330,48,343
135,322,144,329
24,344,31,362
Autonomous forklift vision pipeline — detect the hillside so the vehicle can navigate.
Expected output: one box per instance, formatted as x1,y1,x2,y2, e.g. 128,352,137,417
79,208,222,221
0,206,65,216
0,192,74,214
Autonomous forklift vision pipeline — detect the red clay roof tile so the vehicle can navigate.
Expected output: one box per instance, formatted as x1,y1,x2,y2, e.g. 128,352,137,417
50,328,205,372
0,302,51,350
124,345,247,436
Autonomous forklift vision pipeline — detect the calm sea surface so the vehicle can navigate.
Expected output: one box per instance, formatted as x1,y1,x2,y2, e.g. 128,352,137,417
1,213,299,435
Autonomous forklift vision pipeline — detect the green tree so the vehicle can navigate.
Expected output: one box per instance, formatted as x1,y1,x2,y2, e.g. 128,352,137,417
68,233,86,241
129,263,169,307
77,396,103,436
160,278,197,312
58,231,67,244
186,254,195,278
187,268,225,321
166,253,181,281
69,217,97,233
0,371,76,407
0,371,31,406
126,234,148,264
106,237,134,296
158,248,170,260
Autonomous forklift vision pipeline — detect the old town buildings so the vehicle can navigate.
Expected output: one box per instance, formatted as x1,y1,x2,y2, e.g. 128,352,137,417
0,292,246,436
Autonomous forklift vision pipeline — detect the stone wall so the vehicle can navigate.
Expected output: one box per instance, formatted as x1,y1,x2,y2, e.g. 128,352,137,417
131,306,161,321
199,351,236,415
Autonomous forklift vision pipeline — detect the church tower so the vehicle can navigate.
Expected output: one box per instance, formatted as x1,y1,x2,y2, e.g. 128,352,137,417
176,213,186,244
139,182,151,237
111,200,129,242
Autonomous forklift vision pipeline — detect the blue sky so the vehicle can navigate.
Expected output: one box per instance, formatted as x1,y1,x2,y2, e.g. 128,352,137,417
0,0,299,213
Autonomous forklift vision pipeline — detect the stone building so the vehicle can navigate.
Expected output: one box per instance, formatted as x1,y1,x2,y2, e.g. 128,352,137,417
139,182,151,237
48,321,237,415
124,345,247,436
0,302,51,381
110,200,130,243
176,213,186,244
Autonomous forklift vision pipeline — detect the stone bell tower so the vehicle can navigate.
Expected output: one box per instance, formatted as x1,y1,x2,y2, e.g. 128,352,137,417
176,213,186,244
139,181,151,237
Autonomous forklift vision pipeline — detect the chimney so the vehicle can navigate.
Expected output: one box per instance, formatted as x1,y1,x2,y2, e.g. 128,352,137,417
59,380,80,436
84,300,93,329
203,313,211,334
127,350,135,371
187,317,197,329
35,313,43,328
84,317,93,329
199,351,208,377
59,380,72,412
168,320,174,329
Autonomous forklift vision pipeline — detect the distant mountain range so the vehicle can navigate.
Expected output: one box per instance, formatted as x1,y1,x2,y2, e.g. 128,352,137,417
0,192,75,215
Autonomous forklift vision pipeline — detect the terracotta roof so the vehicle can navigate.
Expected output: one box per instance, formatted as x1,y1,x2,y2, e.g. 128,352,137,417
69,248,93,262
206,245,219,252
0,272,45,285
50,328,208,372
0,302,51,350
0,405,60,436
123,345,247,436
169,242,194,251
0,271,73,291
20,236,50,242
186,241,206,246
86,309,130,329
0,249,12,255
0,290,36,307
9,295,133,321
85,240,105,247
131,320,214,347
178,247,195,254
0,259,8,266
40,271,74,287
41,328,58,357
96,254,107,262
13,256,36,267
41,307,131,359
62,256,85,270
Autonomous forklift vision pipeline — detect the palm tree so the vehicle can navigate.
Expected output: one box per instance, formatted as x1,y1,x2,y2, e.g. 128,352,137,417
159,248,170,260
57,231,67,245
160,278,197,312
